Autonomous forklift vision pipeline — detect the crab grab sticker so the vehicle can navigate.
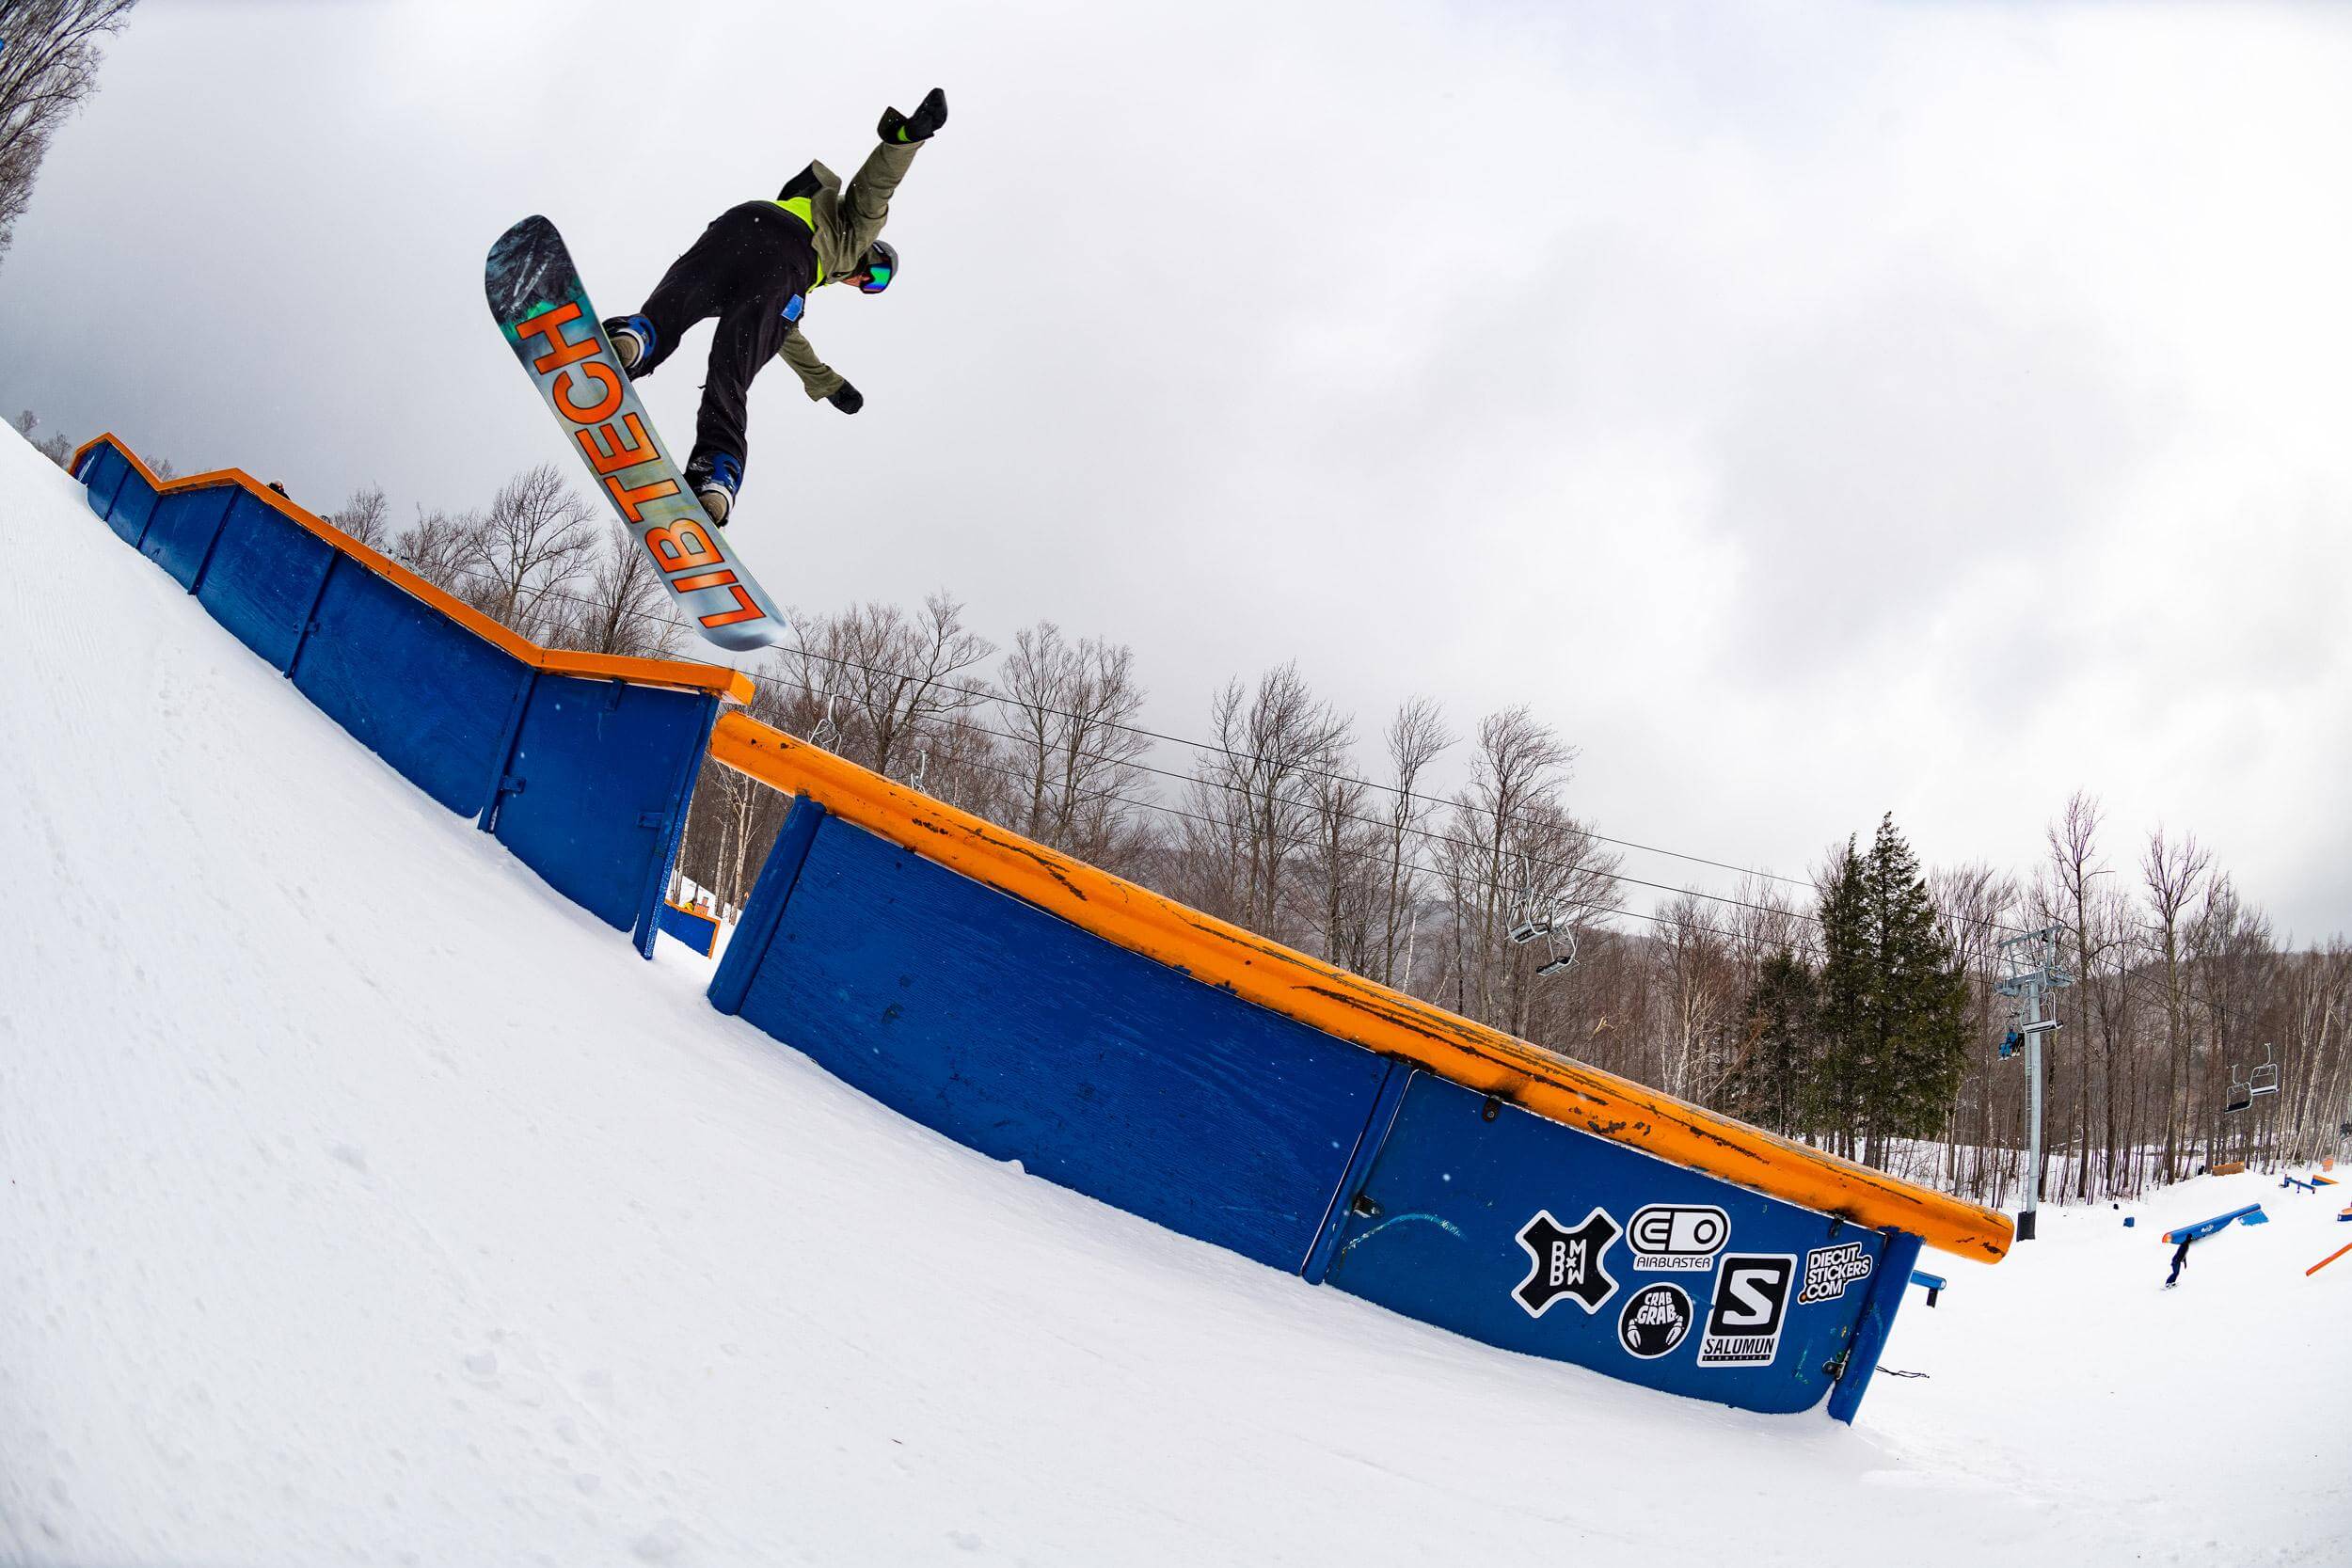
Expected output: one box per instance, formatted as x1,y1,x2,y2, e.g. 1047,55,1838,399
1513,1208,1621,1317
1616,1281,1694,1358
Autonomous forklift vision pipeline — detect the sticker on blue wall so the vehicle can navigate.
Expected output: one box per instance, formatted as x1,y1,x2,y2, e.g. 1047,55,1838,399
1697,1254,1796,1367
1616,1281,1694,1358
1628,1203,1730,1272
1798,1241,1875,1305
1513,1207,1620,1317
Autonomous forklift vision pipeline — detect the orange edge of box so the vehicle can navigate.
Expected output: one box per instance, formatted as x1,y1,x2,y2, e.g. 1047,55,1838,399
707,712,2015,1263
71,434,753,705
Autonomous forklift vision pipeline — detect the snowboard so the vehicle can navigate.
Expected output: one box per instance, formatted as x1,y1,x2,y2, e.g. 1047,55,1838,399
485,214,788,653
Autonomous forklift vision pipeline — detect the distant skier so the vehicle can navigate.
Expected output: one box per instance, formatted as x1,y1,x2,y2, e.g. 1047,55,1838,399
601,87,947,526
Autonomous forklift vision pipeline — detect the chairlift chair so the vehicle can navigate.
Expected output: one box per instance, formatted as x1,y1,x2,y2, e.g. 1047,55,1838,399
1506,895,1578,976
1535,926,1580,977
1506,895,1551,947
2249,1043,2280,1099
2224,1062,2253,1116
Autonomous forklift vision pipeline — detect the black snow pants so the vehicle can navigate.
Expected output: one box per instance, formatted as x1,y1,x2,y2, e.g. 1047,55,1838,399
628,200,818,478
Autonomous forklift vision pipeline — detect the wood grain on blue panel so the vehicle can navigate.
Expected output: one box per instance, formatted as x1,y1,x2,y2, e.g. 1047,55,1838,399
734,816,1390,1271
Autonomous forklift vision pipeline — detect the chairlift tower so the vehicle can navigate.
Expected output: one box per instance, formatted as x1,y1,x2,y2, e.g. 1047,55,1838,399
1997,926,2074,1243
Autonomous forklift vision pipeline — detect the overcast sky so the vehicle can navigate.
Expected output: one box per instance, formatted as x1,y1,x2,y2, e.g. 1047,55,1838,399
5,0,2347,942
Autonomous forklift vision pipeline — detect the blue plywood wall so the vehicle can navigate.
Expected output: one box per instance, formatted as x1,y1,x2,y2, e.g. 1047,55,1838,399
75,441,714,957
712,797,1925,1420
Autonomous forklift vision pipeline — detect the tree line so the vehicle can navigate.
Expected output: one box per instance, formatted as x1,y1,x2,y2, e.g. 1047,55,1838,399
30,428,2350,1203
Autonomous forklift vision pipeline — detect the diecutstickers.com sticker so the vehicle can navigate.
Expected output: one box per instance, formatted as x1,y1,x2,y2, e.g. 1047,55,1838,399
1797,1240,1875,1305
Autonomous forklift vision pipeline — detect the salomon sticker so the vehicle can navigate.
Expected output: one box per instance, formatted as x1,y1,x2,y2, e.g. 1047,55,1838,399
1628,1203,1730,1272
1513,1207,1621,1318
1616,1281,1693,1358
1696,1254,1796,1367
1798,1241,1875,1305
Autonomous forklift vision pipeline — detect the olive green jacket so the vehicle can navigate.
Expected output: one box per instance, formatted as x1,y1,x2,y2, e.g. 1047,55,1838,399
773,139,921,401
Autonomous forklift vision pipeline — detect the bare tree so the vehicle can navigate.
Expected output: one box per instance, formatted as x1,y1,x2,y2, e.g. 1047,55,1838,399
994,620,1154,864
779,591,994,782
554,525,677,658
1432,706,1618,1035
326,483,393,551
455,464,597,639
391,506,475,595
1375,698,1452,990
0,0,138,267
1177,663,1352,941
2142,826,2211,1181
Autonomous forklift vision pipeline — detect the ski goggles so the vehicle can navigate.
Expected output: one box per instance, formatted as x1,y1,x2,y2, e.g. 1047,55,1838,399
858,264,893,294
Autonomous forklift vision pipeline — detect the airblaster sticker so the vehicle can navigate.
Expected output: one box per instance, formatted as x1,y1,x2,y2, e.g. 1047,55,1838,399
1513,1208,1621,1318
1628,1203,1731,1272
1696,1254,1796,1368
1616,1281,1694,1358
1798,1240,1876,1306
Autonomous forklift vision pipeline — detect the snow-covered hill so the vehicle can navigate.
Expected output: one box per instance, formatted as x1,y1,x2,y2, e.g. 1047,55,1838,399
3,421,2346,1565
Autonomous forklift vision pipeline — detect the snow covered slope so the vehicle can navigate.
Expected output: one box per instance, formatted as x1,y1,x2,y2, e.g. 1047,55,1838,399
2,420,2345,1565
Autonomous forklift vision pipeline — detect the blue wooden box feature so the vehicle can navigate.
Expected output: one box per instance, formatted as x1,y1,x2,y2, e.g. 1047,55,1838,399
658,901,721,956
708,784,1934,1420
73,434,736,959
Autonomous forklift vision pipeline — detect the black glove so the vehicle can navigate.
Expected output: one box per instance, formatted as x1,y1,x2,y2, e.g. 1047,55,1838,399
829,383,864,415
879,87,947,145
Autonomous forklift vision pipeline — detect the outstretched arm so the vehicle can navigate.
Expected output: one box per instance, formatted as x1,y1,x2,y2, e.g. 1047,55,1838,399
843,87,946,234
775,326,863,413
776,325,843,400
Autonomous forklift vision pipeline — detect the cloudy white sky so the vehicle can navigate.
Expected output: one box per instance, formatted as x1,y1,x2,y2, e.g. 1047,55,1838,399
5,0,2346,941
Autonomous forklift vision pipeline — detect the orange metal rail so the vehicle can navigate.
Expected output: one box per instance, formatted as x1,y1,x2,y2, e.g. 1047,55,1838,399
72,434,754,703
710,713,2015,1262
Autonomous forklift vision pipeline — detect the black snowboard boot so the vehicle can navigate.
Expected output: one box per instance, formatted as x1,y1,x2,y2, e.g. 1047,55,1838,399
683,451,741,528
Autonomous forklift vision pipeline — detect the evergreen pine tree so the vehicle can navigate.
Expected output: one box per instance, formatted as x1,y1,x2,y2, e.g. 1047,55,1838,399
1862,814,1970,1153
1727,948,1821,1137
1814,838,1872,1159
1813,816,1970,1165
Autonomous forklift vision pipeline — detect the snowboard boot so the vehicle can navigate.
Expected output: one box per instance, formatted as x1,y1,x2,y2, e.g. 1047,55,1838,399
684,451,741,528
603,314,655,375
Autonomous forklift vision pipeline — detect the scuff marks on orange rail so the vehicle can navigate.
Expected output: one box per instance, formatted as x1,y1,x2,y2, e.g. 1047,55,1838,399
707,711,2014,1262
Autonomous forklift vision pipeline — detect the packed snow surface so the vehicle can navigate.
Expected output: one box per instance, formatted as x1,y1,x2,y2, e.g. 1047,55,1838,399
3,423,2347,1565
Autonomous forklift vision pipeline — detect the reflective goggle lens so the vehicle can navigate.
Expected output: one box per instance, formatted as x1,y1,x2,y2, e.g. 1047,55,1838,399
860,265,892,293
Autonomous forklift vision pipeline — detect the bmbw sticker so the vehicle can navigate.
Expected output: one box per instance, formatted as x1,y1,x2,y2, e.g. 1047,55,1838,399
1513,1207,1621,1318
1696,1254,1795,1368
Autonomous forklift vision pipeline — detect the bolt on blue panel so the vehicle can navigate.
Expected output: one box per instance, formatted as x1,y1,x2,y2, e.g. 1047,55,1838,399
732,816,1391,1272
78,446,130,527
290,562,532,817
1322,1073,1898,1415
106,472,163,553
195,496,339,671
490,674,717,934
139,487,232,590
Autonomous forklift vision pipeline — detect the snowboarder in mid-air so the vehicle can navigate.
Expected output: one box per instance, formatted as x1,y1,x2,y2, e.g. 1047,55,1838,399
600,87,947,526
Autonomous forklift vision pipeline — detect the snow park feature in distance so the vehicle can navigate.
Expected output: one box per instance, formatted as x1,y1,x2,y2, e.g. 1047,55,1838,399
6,420,2351,1564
